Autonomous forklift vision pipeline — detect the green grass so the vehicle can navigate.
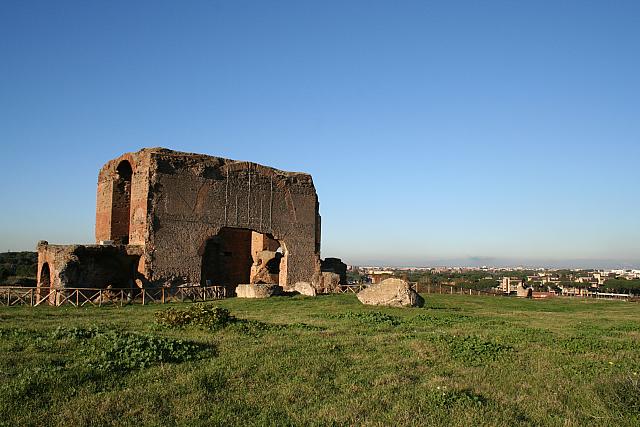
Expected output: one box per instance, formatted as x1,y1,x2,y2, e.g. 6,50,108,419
1,294,639,426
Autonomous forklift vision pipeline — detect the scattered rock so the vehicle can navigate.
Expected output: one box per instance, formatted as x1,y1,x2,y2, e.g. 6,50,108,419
235,283,282,298
250,250,281,284
294,281,316,296
356,278,424,307
311,271,341,293
250,268,279,285
322,272,341,293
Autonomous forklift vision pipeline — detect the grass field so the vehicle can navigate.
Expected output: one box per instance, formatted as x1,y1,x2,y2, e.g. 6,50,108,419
1,294,639,426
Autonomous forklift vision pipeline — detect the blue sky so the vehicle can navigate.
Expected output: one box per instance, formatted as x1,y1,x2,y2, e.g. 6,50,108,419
1,0,639,268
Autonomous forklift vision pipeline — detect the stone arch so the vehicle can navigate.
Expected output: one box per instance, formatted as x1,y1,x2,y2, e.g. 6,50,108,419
38,262,51,304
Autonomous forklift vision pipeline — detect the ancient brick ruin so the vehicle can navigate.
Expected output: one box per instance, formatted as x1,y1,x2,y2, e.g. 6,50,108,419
37,148,344,301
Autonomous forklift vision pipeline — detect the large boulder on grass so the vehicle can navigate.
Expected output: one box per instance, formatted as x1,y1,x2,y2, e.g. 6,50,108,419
356,278,424,307
294,281,317,296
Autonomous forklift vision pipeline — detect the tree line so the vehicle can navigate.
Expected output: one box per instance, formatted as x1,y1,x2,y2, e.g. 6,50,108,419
0,251,38,285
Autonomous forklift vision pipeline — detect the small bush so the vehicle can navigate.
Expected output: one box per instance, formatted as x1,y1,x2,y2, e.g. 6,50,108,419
429,387,488,408
0,328,40,340
561,335,604,353
428,334,512,366
332,311,401,326
155,304,234,329
155,305,321,337
50,326,101,340
87,331,213,372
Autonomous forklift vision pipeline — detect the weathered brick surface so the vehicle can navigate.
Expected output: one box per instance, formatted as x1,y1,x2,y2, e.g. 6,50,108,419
39,148,323,292
36,241,143,303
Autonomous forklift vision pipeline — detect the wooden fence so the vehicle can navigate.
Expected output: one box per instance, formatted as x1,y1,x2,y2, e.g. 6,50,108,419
336,283,499,296
0,285,227,307
335,284,367,294
413,283,499,296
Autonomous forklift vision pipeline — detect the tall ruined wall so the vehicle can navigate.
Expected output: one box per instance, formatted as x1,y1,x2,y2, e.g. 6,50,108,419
95,152,150,245
143,150,321,287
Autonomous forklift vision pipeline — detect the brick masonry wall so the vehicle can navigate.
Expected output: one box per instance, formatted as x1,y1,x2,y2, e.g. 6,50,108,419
145,150,321,288
91,148,322,289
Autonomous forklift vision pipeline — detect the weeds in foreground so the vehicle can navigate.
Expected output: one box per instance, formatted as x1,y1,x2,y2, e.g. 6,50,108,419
598,372,640,418
155,304,235,329
329,311,401,326
87,331,213,371
155,303,323,336
1,294,638,426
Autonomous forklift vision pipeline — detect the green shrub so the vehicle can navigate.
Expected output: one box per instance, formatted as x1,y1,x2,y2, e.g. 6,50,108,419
50,326,101,340
0,328,41,340
155,304,234,329
87,331,213,372
332,311,401,326
427,334,512,366
428,387,488,408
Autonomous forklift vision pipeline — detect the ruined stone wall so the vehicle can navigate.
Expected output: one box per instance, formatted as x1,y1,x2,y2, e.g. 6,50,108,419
142,149,321,288
36,242,143,296
39,148,323,292
95,152,150,245
321,257,348,285
37,241,62,296
251,231,280,256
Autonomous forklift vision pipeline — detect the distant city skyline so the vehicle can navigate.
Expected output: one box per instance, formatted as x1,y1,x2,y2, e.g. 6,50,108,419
345,257,640,270
1,1,639,268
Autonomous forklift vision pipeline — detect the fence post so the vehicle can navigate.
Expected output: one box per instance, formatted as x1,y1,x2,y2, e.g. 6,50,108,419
30,289,34,306
142,289,146,305
162,288,165,304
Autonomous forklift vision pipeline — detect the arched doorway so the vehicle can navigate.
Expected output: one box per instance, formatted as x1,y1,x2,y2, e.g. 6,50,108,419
200,228,286,290
111,160,133,244
38,263,51,304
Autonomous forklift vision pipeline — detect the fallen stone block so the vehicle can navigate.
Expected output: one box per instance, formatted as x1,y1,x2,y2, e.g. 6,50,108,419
294,281,316,296
356,278,424,307
235,283,282,298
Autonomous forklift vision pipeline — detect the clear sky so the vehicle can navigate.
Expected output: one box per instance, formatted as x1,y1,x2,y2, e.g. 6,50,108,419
1,0,639,268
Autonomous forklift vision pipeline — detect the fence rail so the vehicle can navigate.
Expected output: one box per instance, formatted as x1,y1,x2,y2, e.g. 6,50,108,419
413,283,500,296
0,285,227,307
3,283,633,308
335,283,500,296
335,284,366,294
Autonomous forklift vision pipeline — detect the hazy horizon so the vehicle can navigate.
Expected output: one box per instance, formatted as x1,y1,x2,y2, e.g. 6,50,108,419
1,1,639,267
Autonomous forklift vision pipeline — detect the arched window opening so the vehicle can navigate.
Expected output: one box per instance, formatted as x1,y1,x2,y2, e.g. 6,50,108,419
111,160,133,244
38,263,51,304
